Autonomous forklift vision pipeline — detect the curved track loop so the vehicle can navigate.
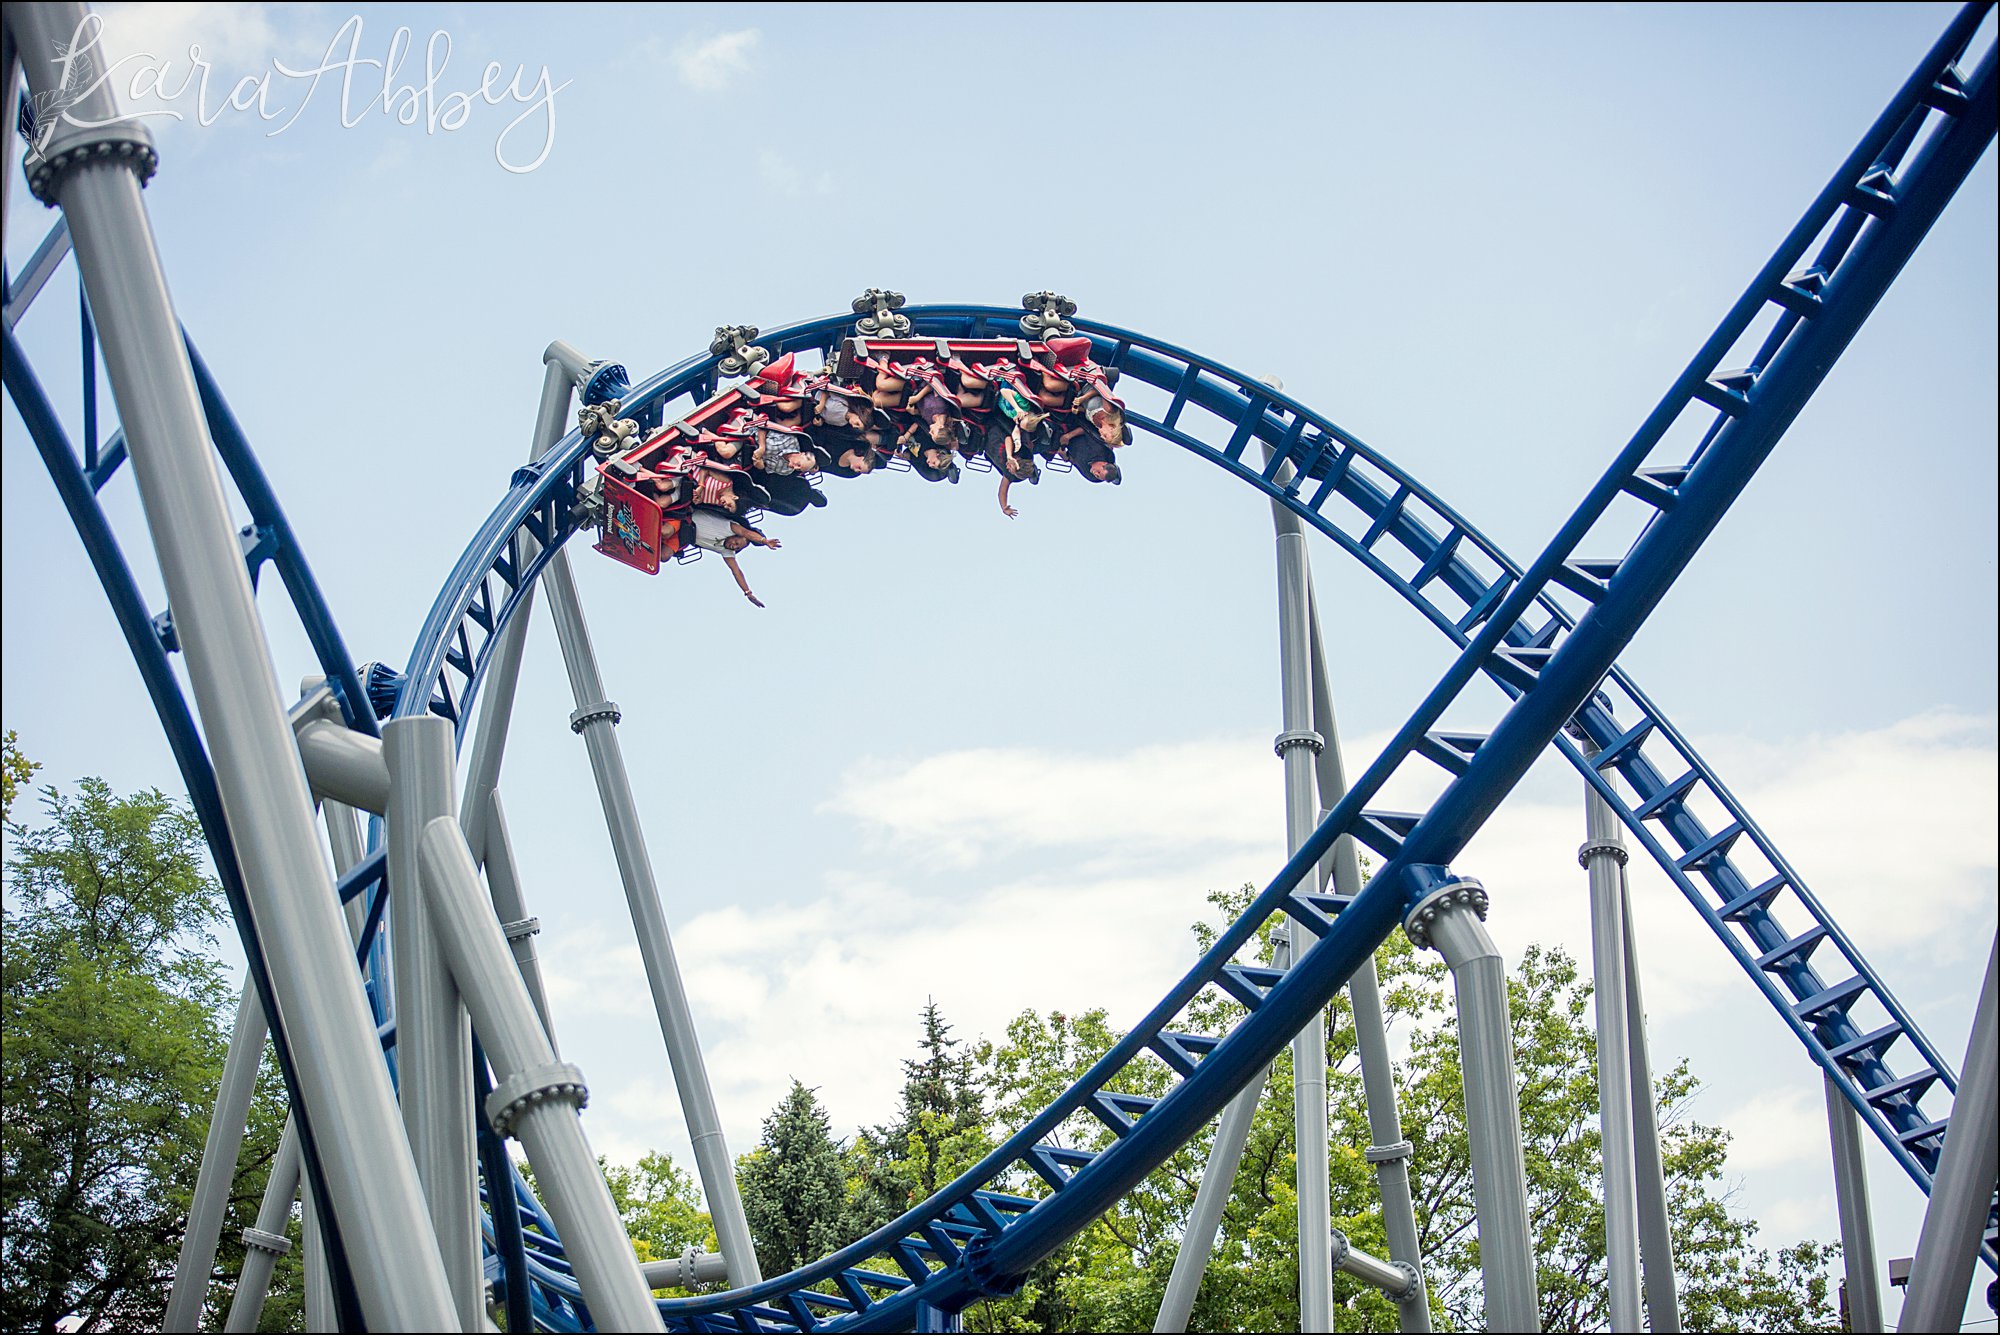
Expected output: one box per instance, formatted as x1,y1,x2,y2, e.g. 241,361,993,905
392,14,1995,1322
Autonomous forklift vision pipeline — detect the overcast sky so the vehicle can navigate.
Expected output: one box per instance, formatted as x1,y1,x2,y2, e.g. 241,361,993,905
4,2,1995,1325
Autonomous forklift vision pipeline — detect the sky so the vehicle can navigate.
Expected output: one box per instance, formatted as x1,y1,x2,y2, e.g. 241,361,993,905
3,2,1996,1327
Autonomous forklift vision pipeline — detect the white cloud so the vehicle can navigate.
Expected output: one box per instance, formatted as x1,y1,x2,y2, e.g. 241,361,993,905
537,712,1996,1220
826,737,1284,868
1712,1085,1825,1171
670,29,760,93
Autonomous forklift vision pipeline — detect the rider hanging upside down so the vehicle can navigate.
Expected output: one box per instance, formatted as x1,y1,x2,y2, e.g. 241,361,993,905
688,461,781,607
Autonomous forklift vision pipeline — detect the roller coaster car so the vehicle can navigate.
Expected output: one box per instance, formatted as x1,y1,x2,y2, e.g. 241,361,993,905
594,457,694,575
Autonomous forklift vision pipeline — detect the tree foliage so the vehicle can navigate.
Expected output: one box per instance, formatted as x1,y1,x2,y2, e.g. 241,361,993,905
1,775,294,1333
698,883,1842,1333
2,730,39,825
737,1080,854,1279
852,1000,992,1233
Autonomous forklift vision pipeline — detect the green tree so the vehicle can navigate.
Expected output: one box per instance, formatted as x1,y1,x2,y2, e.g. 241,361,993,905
968,883,1841,1333
738,1080,853,1279
1,776,292,1333
2,730,39,824
852,1001,993,1231
604,1149,718,1269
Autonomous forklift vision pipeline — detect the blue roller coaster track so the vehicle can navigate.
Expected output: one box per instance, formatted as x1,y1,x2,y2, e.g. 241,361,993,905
3,3,1993,1330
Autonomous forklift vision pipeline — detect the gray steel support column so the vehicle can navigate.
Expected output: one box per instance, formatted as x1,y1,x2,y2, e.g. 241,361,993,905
456,346,566,856
1306,576,1430,1332
1406,881,1540,1332
165,979,267,1331
1275,513,1332,1332
484,791,558,1049
300,1175,332,1334
1899,935,1998,1333
1329,1230,1423,1302
417,816,665,1332
384,717,482,1328
1620,879,1681,1332
535,350,760,1286
1583,781,1643,1332
6,8,456,1326
1826,1073,1884,1332
1153,939,1290,1332
307,803,366,1332
224,1117,302,1333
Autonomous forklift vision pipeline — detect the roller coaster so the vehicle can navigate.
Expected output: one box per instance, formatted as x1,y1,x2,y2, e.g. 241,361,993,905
2,2,1995,1331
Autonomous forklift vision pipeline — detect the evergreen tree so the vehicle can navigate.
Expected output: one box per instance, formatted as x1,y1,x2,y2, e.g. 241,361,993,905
738,1081,852,1278
852,1001,991,1231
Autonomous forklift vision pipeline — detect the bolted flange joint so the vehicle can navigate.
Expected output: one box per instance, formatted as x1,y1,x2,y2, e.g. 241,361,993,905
1363,1138,1414,1164
242,1225,293,1257
503,916,541,943
24,120,159,206
1327,1228,1351,1271
569,700,620,733
1402,877,1489,953
1273,728,1324,757
1577,838,1629,868
484,1060,588,1138
1387,1260,1424,1303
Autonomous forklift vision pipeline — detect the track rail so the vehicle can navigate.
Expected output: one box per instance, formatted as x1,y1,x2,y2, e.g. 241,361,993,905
381,9,1996,1324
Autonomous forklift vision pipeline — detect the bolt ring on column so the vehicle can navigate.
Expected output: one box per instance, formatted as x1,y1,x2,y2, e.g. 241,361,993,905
483,1061,589,1139
1401,879,1490,953
568,701,621,733
24,127,160,205
1578,838,1630,868
242,1226,293,1258
1273,728,1324,757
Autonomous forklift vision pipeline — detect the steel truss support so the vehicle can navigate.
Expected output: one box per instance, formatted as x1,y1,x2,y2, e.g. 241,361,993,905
1583,778,1644,1331
1276,523,1335,1333
164,980,268,1331
384,716,482,1327
408,787,667,1330
5,6,457,1327
1826,1072,1885,1332
1405,881,1540,1332
529,344,763,1289
1580,769,1686,1332
1899,936,1999,1332
223,1118,301,1333
1307,575,1431,1332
